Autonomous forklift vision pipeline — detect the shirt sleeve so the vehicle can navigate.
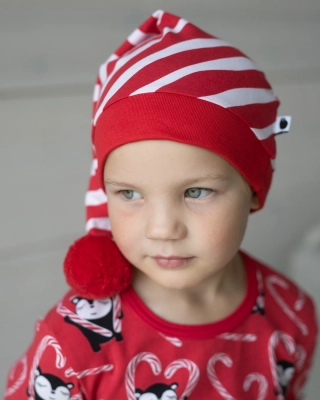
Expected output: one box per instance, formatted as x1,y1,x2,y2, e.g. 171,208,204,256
4,318,84,400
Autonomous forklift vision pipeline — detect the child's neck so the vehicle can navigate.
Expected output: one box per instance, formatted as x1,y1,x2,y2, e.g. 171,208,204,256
131,252,247,325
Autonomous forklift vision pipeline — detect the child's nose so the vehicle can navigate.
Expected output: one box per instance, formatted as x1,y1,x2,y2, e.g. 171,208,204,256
145,203,187,241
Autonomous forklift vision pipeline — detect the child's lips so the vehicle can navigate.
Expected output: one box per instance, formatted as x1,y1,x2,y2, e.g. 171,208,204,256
151,255,194,268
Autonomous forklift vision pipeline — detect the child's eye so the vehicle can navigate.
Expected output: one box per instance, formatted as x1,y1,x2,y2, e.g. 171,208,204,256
185,188,212,199
120,190,142,200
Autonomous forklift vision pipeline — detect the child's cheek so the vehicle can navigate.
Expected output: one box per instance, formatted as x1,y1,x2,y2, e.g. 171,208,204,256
202,195,250,247
109,211,141,260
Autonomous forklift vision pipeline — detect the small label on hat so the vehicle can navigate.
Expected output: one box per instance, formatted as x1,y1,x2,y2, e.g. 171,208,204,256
274,116,292,135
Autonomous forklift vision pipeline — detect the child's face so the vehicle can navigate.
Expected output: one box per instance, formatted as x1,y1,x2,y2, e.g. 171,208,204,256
104,140,259,291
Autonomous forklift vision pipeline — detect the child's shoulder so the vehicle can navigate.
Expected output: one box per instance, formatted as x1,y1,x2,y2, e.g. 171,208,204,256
245,251,318,339
38,289,85,341
248,251,314,306
36,289,123,364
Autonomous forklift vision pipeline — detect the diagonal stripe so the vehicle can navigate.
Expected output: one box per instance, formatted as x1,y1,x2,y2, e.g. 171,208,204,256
127,28,156,46
199,88,276,108
86,217,111,233
131,58,260,96
251,122,276,140
98,19,188,94
90,159,98,176
99,62,107,83
94,37,233,125
152,9,164,20
95,17,189,121
99,54,119,83
93,84,101,102
85,189,108,206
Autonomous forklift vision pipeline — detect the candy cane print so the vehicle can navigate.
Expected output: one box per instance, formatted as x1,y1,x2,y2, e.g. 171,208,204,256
35,317,44,332
243,373,268,400
257,269,264,292
217,333,257,342
292,370,308,399
294,289,306,312
165,359,200,400
158,333,183,347
28,335,66,400
295,345,307,371
207,353,235,400
8,355,26,382
5,356,28,397
291,345,309,399
266,276,308,336
268,331,296,400
57,302,113,337
125,352,162,400
65,364,114,379
70,393,83,400
113,294,122,333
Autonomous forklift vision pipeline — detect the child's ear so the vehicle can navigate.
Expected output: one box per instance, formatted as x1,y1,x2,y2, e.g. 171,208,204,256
250,192,260,210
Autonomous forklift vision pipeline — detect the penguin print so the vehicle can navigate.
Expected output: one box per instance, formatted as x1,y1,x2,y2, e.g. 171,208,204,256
27,366,74,400
64,296,123,352
252,290,266,315
135,382,179,400
276,360,295,396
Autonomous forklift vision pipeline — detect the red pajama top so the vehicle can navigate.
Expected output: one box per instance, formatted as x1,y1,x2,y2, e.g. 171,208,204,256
4,252,318,400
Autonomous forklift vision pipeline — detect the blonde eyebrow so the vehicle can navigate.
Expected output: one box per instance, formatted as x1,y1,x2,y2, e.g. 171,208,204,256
104,179,141,190
104,174,230,188
178,173,230,187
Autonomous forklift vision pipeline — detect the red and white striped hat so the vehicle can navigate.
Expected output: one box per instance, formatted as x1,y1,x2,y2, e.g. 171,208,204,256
64,10,291,299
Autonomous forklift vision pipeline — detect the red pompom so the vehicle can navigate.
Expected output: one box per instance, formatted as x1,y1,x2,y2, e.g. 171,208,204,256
64,235,133,299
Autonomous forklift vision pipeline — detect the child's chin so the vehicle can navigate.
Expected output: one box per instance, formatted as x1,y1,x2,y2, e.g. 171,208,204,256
156,276,201,291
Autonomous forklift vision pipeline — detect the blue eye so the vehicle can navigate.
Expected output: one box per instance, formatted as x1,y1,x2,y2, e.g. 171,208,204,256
120,190,142,200
185,188,212,199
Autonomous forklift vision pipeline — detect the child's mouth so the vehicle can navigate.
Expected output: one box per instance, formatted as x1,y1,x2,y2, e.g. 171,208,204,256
152,256,194,268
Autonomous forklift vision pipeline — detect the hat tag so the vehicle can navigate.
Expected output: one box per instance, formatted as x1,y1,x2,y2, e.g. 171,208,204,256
274,116,292,135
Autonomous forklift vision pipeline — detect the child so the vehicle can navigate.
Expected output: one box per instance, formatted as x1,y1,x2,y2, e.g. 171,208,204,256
4,10,317,400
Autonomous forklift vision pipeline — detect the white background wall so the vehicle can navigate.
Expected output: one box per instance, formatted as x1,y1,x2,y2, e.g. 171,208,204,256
1,0,319,397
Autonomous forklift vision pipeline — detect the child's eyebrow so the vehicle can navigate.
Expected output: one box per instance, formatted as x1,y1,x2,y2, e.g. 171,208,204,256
104,179,142,190
104,174,230,188
178,173,231,187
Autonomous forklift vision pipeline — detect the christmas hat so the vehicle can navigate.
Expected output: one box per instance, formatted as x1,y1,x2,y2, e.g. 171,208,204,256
64,10,291,299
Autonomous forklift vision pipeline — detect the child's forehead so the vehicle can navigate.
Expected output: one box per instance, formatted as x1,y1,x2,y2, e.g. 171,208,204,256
106,139,227,162
104,140,238,179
